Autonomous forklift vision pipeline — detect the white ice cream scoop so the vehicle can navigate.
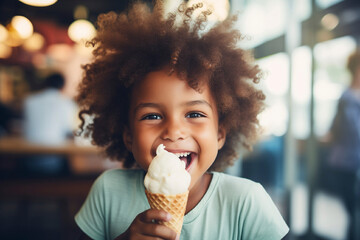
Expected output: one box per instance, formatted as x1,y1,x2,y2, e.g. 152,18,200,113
144,144,191,195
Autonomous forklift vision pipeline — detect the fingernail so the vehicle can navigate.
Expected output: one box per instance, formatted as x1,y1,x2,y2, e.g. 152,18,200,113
176,234,180,240
166,213,172,221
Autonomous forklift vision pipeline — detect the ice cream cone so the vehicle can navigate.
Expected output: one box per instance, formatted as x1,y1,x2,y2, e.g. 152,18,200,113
145,190,188,234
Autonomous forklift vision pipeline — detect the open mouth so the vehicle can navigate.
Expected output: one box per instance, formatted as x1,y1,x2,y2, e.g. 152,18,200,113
174,152,194,170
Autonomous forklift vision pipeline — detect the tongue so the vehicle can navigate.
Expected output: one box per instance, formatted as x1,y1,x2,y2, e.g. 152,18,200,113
179,157,188,167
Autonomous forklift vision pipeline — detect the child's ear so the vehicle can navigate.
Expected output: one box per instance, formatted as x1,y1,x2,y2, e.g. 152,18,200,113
217,125,226,150
123,126,133,152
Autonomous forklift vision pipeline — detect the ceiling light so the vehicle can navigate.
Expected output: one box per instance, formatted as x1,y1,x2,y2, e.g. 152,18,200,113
0,24,8,42
0,43,12,59
18,0,58,7
11,15,33,39
68,19,96,43
23,32,45,51
5,25,24,47
321,13,339,31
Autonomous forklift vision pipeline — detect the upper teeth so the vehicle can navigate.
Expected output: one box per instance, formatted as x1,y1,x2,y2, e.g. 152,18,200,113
175,152,191,158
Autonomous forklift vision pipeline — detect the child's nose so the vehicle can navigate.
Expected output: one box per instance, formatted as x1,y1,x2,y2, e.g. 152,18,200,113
160,118,186,141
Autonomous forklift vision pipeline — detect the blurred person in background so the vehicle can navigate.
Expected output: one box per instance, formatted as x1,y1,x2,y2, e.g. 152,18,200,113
22,72,78,176
326,49,360,240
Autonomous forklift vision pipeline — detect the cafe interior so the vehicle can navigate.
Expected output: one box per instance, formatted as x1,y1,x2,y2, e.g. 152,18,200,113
0,0,360,239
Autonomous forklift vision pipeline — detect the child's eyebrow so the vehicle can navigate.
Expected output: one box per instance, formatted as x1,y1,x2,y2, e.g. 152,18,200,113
134,103,160,113
133,100,213,114
183,100,213,110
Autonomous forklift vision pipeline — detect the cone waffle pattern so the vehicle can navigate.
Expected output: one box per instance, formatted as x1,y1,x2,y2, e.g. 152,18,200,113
145,190,188,234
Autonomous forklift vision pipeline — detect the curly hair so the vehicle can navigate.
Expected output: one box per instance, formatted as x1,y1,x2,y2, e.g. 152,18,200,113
76,1,265,171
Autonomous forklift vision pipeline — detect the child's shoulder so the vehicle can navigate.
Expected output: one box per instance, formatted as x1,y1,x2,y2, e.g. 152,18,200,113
96,168,145,187
214,172,260,189
213,172,266,199
101,168,144,177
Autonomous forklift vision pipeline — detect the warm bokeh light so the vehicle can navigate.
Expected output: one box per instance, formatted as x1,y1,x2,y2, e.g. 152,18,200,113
0,42,12,58
18,0,58,7
0,24,8,42
5,26,24,47
11,15,34,39
74,42,94,57
47,43,73,62
68,19,96,43
23,32,45,52
321,13,339,30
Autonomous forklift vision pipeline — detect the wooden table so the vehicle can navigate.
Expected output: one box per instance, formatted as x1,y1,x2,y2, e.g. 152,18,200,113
0,136,106,196
0,135,124,174
0,136,114,237
0,136,101,155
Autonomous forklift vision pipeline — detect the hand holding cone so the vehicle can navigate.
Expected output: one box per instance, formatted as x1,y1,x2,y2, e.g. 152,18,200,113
145,190,188,234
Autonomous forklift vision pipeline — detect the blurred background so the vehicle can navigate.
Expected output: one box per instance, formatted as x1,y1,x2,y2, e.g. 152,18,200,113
0,0,359,239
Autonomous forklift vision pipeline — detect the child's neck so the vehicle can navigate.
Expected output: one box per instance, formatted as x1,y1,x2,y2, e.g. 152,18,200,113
186,173,212,214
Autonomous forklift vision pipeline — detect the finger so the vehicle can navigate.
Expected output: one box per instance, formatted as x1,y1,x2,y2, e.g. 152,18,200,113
130,233,160,240
141,222,178,240
140,209,172,223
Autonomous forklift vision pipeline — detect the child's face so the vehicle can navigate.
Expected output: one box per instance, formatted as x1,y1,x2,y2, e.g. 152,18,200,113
123,68,226,190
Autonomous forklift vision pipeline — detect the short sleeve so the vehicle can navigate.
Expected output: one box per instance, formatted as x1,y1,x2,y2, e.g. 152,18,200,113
241,183,289,240
75,174,106,240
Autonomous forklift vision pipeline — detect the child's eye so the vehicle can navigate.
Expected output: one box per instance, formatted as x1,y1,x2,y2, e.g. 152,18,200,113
141,114,162,120
186,112,206,118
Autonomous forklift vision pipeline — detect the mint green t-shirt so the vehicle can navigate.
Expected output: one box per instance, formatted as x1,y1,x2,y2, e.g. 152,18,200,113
75,169,289,240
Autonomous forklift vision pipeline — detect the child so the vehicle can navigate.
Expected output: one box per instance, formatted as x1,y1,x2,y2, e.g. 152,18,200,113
74,1,289,239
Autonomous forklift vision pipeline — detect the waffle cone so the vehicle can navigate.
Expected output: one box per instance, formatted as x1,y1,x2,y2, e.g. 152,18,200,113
145,190,188,234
